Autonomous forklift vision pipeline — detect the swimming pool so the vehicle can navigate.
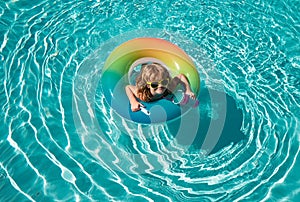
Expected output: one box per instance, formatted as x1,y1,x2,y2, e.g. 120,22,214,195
1,0,299,201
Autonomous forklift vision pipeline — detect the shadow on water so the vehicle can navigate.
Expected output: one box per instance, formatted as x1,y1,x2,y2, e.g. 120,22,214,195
168,85,245,155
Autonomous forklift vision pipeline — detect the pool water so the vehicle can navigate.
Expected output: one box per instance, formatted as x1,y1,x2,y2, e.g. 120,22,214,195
1,0,300,201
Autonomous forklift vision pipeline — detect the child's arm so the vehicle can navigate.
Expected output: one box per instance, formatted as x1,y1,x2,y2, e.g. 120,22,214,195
173,74,196,99
125,85,144,112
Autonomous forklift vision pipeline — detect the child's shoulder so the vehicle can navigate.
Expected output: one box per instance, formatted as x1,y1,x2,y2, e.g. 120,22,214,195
126,84,137,90
168,77,180,90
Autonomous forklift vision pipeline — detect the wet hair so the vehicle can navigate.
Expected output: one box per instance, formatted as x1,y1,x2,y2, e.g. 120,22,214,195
136,63,171,102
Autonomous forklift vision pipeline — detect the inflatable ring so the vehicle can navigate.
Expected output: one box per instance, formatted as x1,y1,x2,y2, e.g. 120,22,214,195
101,38,200,124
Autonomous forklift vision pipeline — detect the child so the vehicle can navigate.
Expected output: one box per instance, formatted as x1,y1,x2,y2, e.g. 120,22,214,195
125,62,196,112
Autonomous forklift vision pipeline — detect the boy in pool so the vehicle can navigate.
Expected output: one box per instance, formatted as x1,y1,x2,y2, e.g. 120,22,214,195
125,62,196,112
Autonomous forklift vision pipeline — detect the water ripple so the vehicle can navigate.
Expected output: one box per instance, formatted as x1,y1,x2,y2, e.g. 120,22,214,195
1,0,300,201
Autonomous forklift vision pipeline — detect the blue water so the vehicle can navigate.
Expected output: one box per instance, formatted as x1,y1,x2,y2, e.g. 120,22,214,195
1,0,300,201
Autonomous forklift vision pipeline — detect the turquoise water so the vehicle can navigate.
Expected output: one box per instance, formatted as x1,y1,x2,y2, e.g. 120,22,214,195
1,0,300,201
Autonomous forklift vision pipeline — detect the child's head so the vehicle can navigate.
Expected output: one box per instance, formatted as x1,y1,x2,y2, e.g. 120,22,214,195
136,63,171,102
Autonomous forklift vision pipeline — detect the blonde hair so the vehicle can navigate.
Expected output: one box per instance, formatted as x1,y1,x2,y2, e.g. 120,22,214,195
136,63,171,102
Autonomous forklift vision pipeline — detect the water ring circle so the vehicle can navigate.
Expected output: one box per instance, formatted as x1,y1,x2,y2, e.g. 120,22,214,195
73,29,226,173
101,37,200,124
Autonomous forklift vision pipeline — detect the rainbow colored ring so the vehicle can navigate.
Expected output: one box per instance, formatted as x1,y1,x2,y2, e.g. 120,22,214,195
101,38,200,124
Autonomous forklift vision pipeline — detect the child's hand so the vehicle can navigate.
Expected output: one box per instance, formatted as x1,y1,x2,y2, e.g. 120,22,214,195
185,90,196,100
131,100,144,112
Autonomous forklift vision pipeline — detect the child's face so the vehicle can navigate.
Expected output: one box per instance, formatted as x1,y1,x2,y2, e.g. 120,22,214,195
147,78,169,97
150,84,166,96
